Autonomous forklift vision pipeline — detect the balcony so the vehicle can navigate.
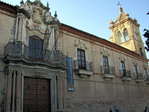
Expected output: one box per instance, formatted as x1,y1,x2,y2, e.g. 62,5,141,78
120,70,132,81
135,73,144,83
144,75,149,84
101,66,115,79
74,60,93,76
4,42,66,68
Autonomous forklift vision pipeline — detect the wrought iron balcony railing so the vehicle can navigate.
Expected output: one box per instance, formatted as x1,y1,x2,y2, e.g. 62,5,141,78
74,60,93,71
144,75,149,81
120,70,131,77
101,66,115,75
135,73,143,80
4,42,66,68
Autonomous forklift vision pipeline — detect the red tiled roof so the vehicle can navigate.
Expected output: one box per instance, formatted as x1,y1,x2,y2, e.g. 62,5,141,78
60,23,148,62
0,1,17,15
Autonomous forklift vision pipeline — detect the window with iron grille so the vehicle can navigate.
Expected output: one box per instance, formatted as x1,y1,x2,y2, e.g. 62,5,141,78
134,65,138,75
144,68,148,76
144,68,148,80
103,56,109,67
29,35,43,59
77,49,86,69
121,61,126,76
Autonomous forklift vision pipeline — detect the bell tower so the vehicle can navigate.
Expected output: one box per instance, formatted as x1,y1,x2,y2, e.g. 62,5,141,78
109,6,146,58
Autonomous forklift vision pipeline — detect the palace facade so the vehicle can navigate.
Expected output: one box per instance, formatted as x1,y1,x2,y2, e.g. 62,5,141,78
0,0,148,112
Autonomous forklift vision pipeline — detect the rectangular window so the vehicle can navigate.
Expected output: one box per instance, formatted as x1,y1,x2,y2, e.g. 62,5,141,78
144,68,148,76
77,49,86,69
144,68,148,80
121,61,126,76
134,65,138,75
103,56,109,67
121,61,126,70
29,36,43,59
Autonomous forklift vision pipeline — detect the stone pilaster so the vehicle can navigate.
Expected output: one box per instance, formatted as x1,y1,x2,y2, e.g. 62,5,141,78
6,70,13,112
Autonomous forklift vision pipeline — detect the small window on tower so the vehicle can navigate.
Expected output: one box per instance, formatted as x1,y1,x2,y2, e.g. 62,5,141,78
123,28,129,41
134,32,138,39
118,31,125,43
139,48,143,56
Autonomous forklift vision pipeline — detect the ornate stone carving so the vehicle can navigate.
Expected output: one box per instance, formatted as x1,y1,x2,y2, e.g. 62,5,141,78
74,40,87,49
32,7,43,24
28,24,44,34
44,11,53,23
100,47,109,56
119,55,125,61
35,72,46,78
132,59,138,65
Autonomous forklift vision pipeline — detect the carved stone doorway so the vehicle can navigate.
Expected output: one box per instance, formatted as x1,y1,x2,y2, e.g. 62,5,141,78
23,77,51,112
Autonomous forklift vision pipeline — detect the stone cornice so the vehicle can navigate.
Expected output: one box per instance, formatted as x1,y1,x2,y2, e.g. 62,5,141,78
109,18,140,29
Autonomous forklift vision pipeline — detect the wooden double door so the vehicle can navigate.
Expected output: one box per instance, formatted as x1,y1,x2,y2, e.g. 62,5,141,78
23,77,51,112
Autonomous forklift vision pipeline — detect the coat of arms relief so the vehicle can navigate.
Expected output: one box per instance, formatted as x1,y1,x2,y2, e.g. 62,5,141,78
32,7,43,24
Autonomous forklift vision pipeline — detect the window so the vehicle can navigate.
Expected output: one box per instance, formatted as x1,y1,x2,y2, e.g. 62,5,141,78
134,65,138,75
134,32,138,39
29,35,43,59
77,49,86,69
120,61,126,76
139,48,143,56
144,68,148,76
144,68,149,80
118,31,125,43
103,56,109,67
123,28,129,41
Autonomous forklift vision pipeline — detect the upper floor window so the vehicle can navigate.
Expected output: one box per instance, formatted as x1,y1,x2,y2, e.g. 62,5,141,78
123,28,129,41
103,56,109,67
29,35,43,59
134,65,138,75
118,31,125,43
77,49,86,69
120,61,126,70
120,61,126,76
144,68,148,76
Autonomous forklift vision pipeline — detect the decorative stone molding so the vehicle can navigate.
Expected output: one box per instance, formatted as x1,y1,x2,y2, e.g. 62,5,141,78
100,47,109,56
32,7,43,24
29,24,45,34
35,72,46,78
44,11,53,24
74,40,87,49
119,55,125,61
132,59,138,66
142,64,148,68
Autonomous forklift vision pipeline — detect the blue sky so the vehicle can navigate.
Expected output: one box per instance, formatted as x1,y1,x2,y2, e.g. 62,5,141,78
1,0,149,58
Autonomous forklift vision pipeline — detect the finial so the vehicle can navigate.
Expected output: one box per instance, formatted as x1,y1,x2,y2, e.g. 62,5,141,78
35,0,40,2
110,20,114,25
54,11,57,18
20,0,24,5
46,2,50,11
117,1,123,14
19,0,24,8
47,2,49,8
117,1,121,8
